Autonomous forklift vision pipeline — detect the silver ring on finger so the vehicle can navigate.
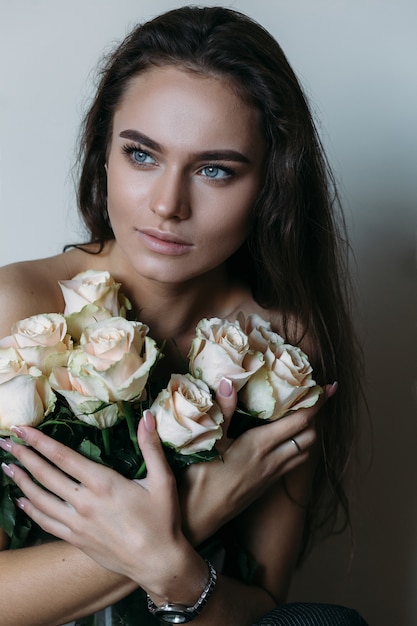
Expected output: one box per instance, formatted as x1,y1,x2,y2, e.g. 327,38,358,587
290,437,302,454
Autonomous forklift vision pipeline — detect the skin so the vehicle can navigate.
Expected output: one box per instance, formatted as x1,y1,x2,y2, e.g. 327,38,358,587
0,67,331,626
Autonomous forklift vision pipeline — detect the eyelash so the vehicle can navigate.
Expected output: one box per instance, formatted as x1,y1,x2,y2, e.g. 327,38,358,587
122,143,155,165
121,143,236,180
201,164,235,180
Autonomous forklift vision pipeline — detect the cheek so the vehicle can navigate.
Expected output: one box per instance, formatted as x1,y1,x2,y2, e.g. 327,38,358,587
106,170,144,218
211,208,252,248
197,221,249,268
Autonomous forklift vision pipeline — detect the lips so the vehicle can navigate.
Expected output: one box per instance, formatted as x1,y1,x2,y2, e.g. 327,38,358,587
137,228,193,255
139,228,191,245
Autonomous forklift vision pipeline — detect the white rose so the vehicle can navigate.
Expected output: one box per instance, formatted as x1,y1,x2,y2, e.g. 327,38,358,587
49,358,119,429
236,312,285,353
239,340,322,420
49,317,159,428
65,303,113,343
150,374,223,455
0,313,71,372
188,317,263,392
0,347,56,435
59,270,126,317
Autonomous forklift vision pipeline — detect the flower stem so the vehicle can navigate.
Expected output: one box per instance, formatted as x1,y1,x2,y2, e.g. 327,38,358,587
102,428,110,457
123,402,140,456
133,460,147,479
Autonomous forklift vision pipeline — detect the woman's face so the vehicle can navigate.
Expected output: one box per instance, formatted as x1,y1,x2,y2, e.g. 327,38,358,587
105,66,265,284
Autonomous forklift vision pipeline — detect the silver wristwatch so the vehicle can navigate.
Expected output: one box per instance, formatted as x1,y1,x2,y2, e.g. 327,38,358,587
146,560,217,624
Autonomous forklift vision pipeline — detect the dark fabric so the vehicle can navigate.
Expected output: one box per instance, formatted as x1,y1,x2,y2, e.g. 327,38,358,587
252,603,368,626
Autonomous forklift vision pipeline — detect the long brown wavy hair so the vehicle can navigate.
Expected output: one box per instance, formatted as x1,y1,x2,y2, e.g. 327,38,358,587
73,5,364,563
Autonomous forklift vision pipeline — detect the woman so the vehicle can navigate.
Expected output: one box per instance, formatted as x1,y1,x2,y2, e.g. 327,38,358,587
0,6,366,625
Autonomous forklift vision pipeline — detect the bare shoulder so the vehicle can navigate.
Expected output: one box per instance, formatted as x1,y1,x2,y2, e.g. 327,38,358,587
0,247,101,335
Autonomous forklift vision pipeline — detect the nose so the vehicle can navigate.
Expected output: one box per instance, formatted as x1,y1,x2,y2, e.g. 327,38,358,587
150,167,191,220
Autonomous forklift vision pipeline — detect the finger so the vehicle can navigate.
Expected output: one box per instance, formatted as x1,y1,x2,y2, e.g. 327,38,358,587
1,461,74,540
276,449,311,476
2,434,83,504
216,377,237,425
214,378,237,455
283,381,337,455
325,381,338,399
286,424,317,456
267,386,330,442
137,411,175,488
259,424,317,485
9,426,98,487
17,495,72,542
232,398,321,466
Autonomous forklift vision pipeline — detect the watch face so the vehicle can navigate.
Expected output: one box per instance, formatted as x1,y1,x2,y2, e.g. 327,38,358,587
159,613,188,623
155,607,191,624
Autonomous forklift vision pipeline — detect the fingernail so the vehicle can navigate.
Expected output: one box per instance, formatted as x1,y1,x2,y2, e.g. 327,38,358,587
1,462,15,478
10,425,25,439
143,410,156,433
15,498,25,510
219,377,233,398
0,437,12,452
327,381,339,398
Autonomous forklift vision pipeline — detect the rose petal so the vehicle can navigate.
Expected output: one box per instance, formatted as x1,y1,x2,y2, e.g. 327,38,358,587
189,338,262,392
0,347,28,384
151,374,223,454
59,270,122,316
0,373,53,434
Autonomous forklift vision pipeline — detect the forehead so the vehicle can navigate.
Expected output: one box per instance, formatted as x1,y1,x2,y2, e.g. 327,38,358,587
112,66,264,153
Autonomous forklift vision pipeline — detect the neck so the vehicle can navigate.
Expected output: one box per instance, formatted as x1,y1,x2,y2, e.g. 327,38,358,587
68,242,254,375
111,264,235,352
76,241,250,365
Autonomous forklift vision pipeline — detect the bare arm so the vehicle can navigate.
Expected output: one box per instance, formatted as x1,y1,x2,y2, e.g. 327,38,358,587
0,540,137,626
179,409,320,607
0,261,137,625
0,390,327,626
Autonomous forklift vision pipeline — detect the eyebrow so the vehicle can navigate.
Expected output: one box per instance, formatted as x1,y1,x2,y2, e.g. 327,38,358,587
119,129,251,164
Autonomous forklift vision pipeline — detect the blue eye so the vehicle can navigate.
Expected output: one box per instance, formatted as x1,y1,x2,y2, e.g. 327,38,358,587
201,165,232,180
122,144,156,166
132,149,155,164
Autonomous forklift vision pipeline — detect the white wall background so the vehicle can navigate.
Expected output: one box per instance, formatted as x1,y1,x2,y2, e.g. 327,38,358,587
1,1,416,624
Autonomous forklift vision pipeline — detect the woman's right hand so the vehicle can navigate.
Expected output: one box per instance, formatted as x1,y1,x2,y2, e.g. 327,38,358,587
179,382,335,546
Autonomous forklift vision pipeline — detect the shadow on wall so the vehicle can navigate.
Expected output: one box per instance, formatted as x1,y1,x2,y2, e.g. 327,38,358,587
289,198,417,626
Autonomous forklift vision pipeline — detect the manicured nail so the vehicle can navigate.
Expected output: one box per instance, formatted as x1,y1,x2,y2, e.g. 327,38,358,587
327,381,339,398
143,410,156,433
218,377,233,398
1,462,15,478
15,498,26,510
0,437,12,452
10,425,25,439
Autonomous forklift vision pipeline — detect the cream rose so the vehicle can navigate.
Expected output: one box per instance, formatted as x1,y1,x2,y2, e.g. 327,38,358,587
237,312,285,353
65,303,113,343
188,317,264,392
49,317,159,428
239,331,322,420
0,313,71,372
0,347,56,435
150,373,223,455
59,270,127,317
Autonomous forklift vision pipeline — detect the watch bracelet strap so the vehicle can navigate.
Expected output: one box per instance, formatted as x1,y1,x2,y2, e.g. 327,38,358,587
146,559,217,620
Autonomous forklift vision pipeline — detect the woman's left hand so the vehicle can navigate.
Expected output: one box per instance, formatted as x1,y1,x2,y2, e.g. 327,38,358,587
0,412,195,595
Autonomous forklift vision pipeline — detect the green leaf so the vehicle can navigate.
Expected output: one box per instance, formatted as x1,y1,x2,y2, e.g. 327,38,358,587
77,439,103,463
164,446,220,472
9,513,32,549
0,482,17,537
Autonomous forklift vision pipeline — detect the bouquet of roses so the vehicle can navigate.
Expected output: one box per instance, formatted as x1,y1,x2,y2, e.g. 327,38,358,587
0,270,322,549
